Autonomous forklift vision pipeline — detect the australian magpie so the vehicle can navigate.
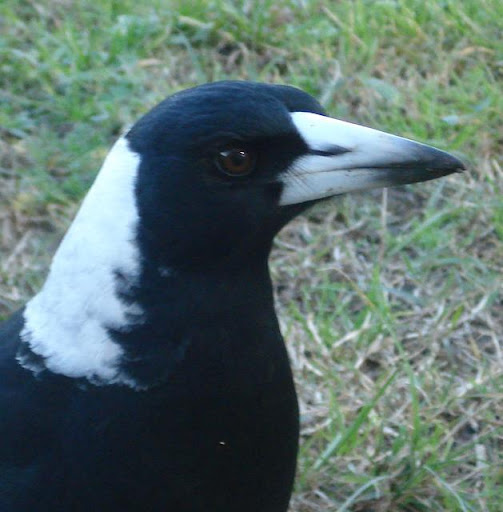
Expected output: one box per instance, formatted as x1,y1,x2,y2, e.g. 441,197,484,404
0,81,464,511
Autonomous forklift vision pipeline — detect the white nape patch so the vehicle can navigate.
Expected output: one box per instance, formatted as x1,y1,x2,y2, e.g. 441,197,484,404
280,112,429,205
20,137,143,387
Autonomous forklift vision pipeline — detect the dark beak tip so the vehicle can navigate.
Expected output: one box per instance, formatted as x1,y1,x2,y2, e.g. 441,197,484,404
431,150,468,174
448,155,468,173
457,155,469,172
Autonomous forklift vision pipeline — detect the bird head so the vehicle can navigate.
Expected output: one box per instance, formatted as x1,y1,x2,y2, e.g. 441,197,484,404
126,81,464,270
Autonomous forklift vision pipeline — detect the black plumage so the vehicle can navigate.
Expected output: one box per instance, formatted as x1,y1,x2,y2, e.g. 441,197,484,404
0,81,464,511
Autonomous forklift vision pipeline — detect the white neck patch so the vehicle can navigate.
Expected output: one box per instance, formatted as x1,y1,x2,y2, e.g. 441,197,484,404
20,137,143,387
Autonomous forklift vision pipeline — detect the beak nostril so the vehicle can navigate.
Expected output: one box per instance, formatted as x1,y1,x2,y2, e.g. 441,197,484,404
308,145,351,157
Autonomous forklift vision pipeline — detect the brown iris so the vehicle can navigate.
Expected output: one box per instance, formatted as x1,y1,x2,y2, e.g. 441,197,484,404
216,148,255,176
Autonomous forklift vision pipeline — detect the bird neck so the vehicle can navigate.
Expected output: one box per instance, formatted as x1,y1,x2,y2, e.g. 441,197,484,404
114,258,283,389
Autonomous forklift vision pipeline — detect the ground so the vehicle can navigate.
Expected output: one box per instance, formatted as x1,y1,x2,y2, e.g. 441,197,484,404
1,1,502,510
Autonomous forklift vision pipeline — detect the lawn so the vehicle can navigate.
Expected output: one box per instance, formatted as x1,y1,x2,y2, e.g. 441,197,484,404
1,0,502,510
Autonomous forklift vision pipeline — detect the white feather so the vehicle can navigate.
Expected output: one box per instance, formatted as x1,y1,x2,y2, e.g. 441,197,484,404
20,137,143,386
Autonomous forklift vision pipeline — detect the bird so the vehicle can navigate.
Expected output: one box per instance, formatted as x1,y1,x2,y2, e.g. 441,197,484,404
0,81,464,511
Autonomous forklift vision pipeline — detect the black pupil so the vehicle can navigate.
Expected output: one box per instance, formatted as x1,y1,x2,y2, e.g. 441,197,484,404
227,150,247,170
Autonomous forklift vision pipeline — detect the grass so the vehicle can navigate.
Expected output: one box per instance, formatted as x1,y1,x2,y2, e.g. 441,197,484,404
1,0,502,510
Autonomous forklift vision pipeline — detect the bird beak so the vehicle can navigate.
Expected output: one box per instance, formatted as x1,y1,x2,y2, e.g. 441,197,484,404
279,112,465,206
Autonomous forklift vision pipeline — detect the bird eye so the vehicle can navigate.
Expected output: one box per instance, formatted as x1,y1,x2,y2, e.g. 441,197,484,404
216,148,255,176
